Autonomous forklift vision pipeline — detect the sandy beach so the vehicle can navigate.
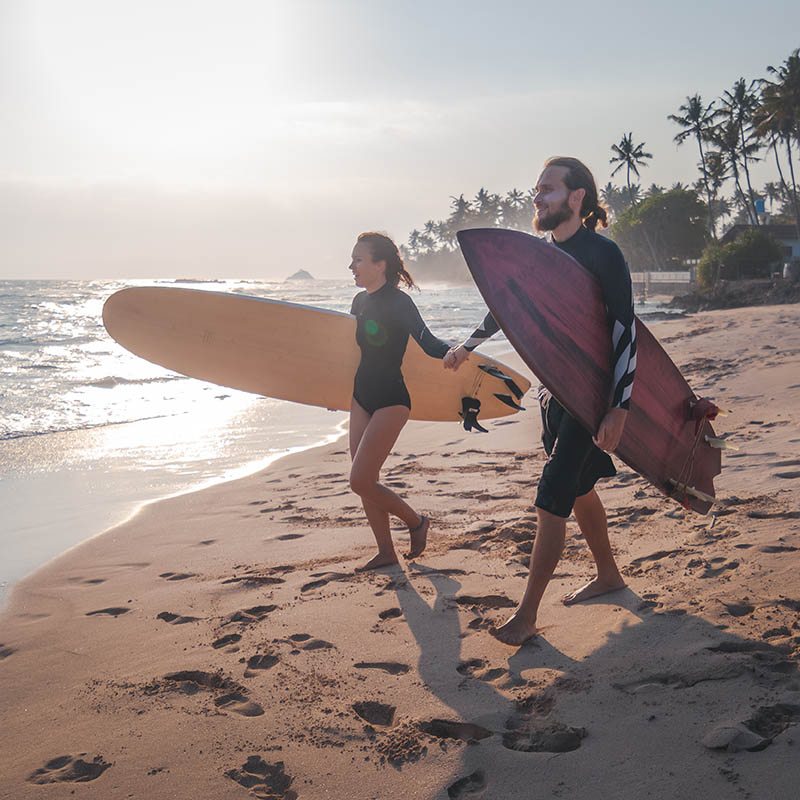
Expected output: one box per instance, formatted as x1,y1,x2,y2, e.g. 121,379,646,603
2,304,800,799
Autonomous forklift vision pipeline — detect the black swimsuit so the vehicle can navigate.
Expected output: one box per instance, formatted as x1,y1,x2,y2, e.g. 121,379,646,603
350,284,450,414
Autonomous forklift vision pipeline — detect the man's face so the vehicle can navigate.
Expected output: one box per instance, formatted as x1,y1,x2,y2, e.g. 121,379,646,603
533,165,578,232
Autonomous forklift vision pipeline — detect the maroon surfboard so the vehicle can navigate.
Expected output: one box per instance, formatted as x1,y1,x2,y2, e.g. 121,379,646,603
457,227,721,514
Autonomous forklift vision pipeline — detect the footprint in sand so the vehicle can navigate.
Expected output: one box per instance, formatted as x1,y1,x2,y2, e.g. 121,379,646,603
224,605,277,626
0,643,17,660
301,639,334,651
276,533,304,541
353,701,396,726
214,692,265,716
704,704,800,752
86,607,130,617
447,769,488,798
157,611,200,625
420,719,492,742
502,721,585,753
700,560,740,578
457,658,486,676
212,633,242,650
27,754,111,784
453,594,516,610
162,670,264,716
718,599,755,617
225,756,296,799
222,574,285,588
354,661,409,675
159,572,196,581
300,572,350,592
378,607,403,620
196,539,216,546
244,654,280,677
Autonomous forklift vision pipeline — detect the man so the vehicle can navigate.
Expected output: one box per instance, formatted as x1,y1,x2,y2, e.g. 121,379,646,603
444,157,637,646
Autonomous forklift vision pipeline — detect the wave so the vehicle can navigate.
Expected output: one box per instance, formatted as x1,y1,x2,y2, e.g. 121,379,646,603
83,375,184,389
0,412,181,441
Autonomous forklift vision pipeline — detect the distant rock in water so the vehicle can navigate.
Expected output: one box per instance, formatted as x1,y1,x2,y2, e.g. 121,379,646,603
285,269,315,281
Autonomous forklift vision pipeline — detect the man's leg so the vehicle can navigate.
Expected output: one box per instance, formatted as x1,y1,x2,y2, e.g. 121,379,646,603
491,506,566,646
562,488,625,605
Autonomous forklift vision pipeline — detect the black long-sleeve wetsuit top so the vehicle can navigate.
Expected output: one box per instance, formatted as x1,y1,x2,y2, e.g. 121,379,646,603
350,283,451,412
462,225,637,410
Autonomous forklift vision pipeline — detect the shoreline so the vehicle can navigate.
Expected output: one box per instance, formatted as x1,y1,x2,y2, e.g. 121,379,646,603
0,419,349,612
2,309,800,798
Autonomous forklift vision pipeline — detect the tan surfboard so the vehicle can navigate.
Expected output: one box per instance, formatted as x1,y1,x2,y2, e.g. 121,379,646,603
102,287,531,424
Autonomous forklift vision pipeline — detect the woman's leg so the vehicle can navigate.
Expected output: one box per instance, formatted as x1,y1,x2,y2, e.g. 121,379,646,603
350,400,422,569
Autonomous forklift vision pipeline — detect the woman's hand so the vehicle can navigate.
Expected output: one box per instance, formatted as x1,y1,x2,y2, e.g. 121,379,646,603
443,345,470,371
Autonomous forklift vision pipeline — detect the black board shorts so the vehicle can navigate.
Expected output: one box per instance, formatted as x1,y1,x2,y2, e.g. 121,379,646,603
535,397,616,519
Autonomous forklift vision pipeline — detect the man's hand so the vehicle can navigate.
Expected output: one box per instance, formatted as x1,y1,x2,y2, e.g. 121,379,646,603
443,345,470,371
593,407,628,452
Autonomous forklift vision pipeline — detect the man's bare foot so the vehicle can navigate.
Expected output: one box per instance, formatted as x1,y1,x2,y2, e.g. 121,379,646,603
405,515,429,559
489,612,538,646
562,576,626,605
355,553,399,572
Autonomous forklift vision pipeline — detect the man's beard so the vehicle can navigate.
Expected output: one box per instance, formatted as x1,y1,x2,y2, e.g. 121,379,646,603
534,197,575,232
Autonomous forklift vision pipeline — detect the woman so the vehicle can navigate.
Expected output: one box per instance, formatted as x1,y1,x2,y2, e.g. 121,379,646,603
348,232,451,571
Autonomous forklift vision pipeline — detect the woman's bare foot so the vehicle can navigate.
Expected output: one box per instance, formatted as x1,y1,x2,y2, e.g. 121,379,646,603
489,611,538,646
562,576,626,605
355,552,399,572
405,515,429,559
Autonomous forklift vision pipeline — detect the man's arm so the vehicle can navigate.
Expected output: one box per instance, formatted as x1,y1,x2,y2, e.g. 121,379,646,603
595,243,637,450
444,311,500,370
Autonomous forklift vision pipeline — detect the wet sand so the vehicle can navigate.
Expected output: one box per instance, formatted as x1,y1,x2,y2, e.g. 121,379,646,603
1,305,800,799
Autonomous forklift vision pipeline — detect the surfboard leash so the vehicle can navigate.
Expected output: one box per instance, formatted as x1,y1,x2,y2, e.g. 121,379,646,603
670,397,722,509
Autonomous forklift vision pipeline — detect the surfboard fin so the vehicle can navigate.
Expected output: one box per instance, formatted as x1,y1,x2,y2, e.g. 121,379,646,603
478,364,525,402
704,436,739,451
667,478,715,505
460,397,488,433
494,393,524,411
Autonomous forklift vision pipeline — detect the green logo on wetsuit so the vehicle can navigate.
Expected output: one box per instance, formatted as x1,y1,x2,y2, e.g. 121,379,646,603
365,318,389,347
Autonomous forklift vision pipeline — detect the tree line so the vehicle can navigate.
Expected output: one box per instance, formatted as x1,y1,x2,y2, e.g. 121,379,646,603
402,48,800,286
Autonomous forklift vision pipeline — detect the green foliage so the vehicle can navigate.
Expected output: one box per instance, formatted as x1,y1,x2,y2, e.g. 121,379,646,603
696,229,783,287
719,229,783,280
696,242,724,288
610,188,708,271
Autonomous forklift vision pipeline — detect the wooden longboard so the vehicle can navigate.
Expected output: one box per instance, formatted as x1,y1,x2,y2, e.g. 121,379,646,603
457,228,721,513
102,287,531,424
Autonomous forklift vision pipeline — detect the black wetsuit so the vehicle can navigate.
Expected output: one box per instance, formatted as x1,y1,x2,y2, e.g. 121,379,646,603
463,226,637,517
350,283,450,414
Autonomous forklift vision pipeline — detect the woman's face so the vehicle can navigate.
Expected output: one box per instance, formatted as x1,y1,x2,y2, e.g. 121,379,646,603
349,241,387,292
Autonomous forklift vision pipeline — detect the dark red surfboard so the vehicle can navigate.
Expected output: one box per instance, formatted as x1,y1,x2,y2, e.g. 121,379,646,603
457,227,721,514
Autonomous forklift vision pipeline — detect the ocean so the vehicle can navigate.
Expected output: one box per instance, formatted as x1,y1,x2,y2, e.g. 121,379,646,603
0,278,673,606
0,278,513,605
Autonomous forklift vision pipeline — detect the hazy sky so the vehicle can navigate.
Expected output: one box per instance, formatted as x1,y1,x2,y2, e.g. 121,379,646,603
2,0,799,279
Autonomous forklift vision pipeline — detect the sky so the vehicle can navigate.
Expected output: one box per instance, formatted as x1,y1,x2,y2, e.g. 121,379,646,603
1,0,799,280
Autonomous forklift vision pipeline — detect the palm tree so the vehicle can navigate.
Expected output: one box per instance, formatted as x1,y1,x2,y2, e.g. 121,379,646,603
708,118,760,226
668,94,717,237
610,132,653,206
763,181,784,213
718,78,762,225
473,188,501,228
600,182,629,218
756,49,800,236
448,194,473,229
